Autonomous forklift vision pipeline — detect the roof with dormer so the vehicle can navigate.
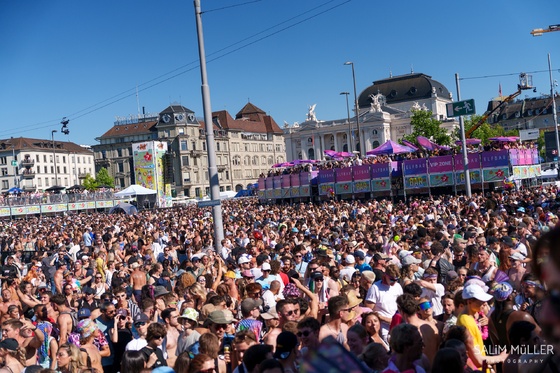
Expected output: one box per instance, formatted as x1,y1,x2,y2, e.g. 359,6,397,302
160,105,195,115
0,137,93,154
211,103,283,134
96,121,158,140
358,73,452,107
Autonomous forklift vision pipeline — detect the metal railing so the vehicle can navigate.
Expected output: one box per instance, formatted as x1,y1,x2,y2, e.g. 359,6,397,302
0,191,116,207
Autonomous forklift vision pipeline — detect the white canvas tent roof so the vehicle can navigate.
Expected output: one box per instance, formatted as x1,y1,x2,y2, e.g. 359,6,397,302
114,184,157,197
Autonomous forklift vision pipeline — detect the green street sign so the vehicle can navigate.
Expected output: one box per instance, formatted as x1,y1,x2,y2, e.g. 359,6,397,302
11,160,17,167
446,99,476,117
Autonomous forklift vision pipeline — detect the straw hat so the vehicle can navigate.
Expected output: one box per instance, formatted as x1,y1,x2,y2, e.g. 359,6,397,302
346,290,362,309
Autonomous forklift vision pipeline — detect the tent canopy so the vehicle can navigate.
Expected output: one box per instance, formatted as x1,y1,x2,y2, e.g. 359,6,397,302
114,184,157,197
366,140,416,156
109,202,138,215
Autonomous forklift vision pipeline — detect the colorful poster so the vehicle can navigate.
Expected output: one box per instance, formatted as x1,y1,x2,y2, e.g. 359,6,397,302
454,153,481,170
258,178,266,190
404,175,428,189
403,159,427,176
273,176,282,189
509,149,519,166
353,180,371,193
371,178,391,191
0,208,10,217
335,182,353,194
290,187,300,197
12,206,27,215
455,170,482,184
481,150,509,168
41,205,55,213
429,173,454,187
319,183,335,196
86,201,96,209
132,141,170,208
371,163,391,179
27,206,40,214
290,174,300,187
428,155,454,173
300,185,311,196
352,165,371,181
483,167,509,182
335,168,353,183
318,170,335,184
299,172,311,185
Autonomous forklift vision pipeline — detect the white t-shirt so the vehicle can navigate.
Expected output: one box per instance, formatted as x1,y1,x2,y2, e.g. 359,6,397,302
126,337,147,351
365,280,403,340
421,283,445,316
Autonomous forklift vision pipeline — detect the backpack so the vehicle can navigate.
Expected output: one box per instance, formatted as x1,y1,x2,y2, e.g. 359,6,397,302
60,311,79,331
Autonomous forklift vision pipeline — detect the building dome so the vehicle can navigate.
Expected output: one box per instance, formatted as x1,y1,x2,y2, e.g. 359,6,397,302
358,73,452,108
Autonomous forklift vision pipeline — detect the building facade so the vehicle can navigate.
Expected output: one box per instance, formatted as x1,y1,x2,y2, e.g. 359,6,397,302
284,73,458,161
0,137,94,192
93,103,286,198
487,94,559,132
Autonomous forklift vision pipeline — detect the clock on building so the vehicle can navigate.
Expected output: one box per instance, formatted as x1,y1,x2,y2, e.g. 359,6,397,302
162,114,171,123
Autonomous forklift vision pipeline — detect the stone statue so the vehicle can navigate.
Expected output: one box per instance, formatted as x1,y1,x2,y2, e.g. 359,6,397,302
368,93,385,113
307,104,317,122
411,102,421,111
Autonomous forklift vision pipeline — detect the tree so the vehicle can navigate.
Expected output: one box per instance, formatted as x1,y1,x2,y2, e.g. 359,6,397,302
460,115,519,144
402,110,452,146
82,174,97,191
95,167,115,188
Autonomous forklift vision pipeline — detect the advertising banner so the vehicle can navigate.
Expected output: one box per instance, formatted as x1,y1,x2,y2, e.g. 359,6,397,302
290,186,300,198
281,175,291,188
483,167,510,182
86,201,96,209
281,188,290,198
273,176,282,189
335,182,353,194
272,189,282,198
428,155,454,173
300,185,311,196
68,202,85,211
132,141,171,208
403,159,427,176
96,200,114,208
353,180,371,193
371,178,391,191
481,150,509,168
335,168,353,183
27,206,40,214
258,178,266,190
454,153,481,170
429,173,454,187
455,170,482,184
404,175,429,189
319,183,335,196
12,206,28,215
257,190,265,199
352,165,371,181
532,149,539,165
265,177,273,189
0,208,9,217
371,163,391,179
290,174,300,187
264,190,273,199
318,170,335,184
509,149,519,166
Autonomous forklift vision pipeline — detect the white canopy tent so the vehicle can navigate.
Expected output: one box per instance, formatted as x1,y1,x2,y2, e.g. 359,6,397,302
114,184,157,197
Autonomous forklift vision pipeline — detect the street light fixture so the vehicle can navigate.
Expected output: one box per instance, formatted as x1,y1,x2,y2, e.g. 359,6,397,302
344,62,361,154
52,130,58,186
340,92,352,152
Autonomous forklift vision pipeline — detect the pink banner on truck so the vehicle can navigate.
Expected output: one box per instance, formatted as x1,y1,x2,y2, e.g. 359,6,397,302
290,173,300,187
371,163,391,179
335,167,353,182
281,175,291,188
318,169,335,184
273,176,282,189
454,153,481,170
258,178,265,190
428,155,454,173
353,165,371,180
265,177,273,189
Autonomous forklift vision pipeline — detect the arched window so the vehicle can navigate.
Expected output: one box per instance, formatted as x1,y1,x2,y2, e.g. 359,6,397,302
267,155,274,165
244,156,250,166
261,156,267,165
308,148,315,160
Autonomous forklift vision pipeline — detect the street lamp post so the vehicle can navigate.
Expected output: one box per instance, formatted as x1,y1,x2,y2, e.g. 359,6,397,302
344,62,361,154
340,92,352,152
52,130,58,186
11,143,18,188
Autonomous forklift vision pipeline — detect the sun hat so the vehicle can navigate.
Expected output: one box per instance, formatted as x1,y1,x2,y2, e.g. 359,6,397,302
178,308,199,323
463,284,493,302
260,308,279,320
77,319,98,339
207,310,235,324
492,282,514,302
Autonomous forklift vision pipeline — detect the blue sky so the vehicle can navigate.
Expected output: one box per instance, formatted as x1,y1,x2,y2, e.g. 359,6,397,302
0,0,559,146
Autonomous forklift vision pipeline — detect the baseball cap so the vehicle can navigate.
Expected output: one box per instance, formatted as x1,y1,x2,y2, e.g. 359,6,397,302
241,298,263,315
238,255,251,265
492,282,514,302
0,338,18,351
261,262,271,271
517,207,526,213
509,252,526,261
274,332,298,359
344,255,355,264
463,284,493,302
398,250,413,261
241,270,254,278
402,255,421,266
224,270,237,279
77,308,91,319
134,313,151,324
501,236,515,248
373,253,389,261
260,308,279,320
353,250,365,260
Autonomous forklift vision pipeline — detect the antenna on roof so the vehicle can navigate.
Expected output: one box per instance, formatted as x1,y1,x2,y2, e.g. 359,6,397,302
410,65,414,74
248,97,250,103
389,69,392,78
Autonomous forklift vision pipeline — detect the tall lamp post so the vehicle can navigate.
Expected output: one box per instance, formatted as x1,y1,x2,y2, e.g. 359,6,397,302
51,130,58,186
344,62,361,154
340,92,352,152
11,143,18,188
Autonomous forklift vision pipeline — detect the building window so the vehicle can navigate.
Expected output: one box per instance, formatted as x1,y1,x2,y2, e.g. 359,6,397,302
1,168,7,176
0,157,6,165
36,155,40,162
232,156,241,166
77,157,81,163
51,166,54,174
275,144,282,152
44,166,47,173
195,187,201,198
216,142,220,151
62,156,66,163
38,178,42,187
118,163,124,173
45,178,49,186
44,155,47,162
181,141,188,151
1,180,8,190
117,148,123,157
225,170,229,180
63,167,67,173
182,156,189,166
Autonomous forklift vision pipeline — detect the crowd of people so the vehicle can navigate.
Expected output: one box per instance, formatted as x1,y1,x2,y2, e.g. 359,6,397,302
0,184,558,373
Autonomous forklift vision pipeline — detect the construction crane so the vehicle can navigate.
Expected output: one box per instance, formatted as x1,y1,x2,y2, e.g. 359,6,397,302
466,73,534,138
531,24,560,36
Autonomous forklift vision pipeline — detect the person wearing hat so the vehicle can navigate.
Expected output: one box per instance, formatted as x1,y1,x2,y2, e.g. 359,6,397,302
354,250,372,273
177,308,201,356
371,252,389,283
458,284,508,368
256,262,273,290
274,331,299,373
415,267,445,317
76,319,103,372
0,338,24,373
508,252,527,291
206,310,235,351
77,287,99,312
340,254,357,283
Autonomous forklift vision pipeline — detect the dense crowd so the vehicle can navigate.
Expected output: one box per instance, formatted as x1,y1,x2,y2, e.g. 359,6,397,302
0,185,559,373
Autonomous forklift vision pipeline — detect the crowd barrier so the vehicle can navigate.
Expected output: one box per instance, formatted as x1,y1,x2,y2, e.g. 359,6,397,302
258,149,542,200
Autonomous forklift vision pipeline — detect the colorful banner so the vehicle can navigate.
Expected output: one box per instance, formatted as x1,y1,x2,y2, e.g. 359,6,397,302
371,178,391,191
512,165,542,180
371,163,391,179
0,207,10,217
403,159,427,176
532,149,539,164
281,188,290,198
428,155,454,173
273,176,282,189
290,174,300,187
454,153,481,170
132,141,171,207
96,200,114,208
86,201,96,209
257,190,265,199
27,206,40,214
318,170,335,184
352,165,371,181
481,150,509,168
509,149,519,166
319,183,335,196
335,168,353,183
272,189,282,198
264,190,273,199
429,173,454,187
258,178,266,190
299,172,311,185
265,177,273,189
300,185,311,196
12,206,28,215
483,167,510,182
335,182,353,194
290,186,300,198
405,175,428,189
455,170,482,184
281,175,291,188
353,180,371,193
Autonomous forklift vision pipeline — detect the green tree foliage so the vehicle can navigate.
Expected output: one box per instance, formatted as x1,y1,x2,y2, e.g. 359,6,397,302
538,130,546,158
82,174,97,191
402,110,452,146
460,115,519,144
95,167,115,188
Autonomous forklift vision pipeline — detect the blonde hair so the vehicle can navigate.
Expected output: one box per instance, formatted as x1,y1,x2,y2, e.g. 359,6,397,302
58,343,83,373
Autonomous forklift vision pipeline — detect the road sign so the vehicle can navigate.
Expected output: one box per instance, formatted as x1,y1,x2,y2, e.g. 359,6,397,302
11,161,17,167
446,99,476,117
197,199,221,208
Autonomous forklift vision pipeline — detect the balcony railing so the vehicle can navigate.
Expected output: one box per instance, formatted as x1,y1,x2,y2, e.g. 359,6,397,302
22,171,35,179
0,190,117,207
21,158,35,166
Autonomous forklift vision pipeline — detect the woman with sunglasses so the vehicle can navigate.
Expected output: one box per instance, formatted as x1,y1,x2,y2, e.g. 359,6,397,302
140,323,168,369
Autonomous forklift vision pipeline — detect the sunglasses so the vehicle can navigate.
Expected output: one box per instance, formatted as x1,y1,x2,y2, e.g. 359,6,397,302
418,301,433,311
389,277,399,282
286,309,300,316
297,330,312,337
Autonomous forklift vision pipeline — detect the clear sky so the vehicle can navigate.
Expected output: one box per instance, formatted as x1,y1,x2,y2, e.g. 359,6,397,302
0,0,559,146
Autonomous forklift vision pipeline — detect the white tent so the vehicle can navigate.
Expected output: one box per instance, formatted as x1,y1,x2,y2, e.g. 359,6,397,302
114,184,157,197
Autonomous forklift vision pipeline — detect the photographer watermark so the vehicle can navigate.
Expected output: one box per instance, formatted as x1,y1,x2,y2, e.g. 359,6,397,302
475,344,555,364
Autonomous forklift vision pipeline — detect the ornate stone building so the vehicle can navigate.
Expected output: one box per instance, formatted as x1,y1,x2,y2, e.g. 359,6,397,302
284,73,458,161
